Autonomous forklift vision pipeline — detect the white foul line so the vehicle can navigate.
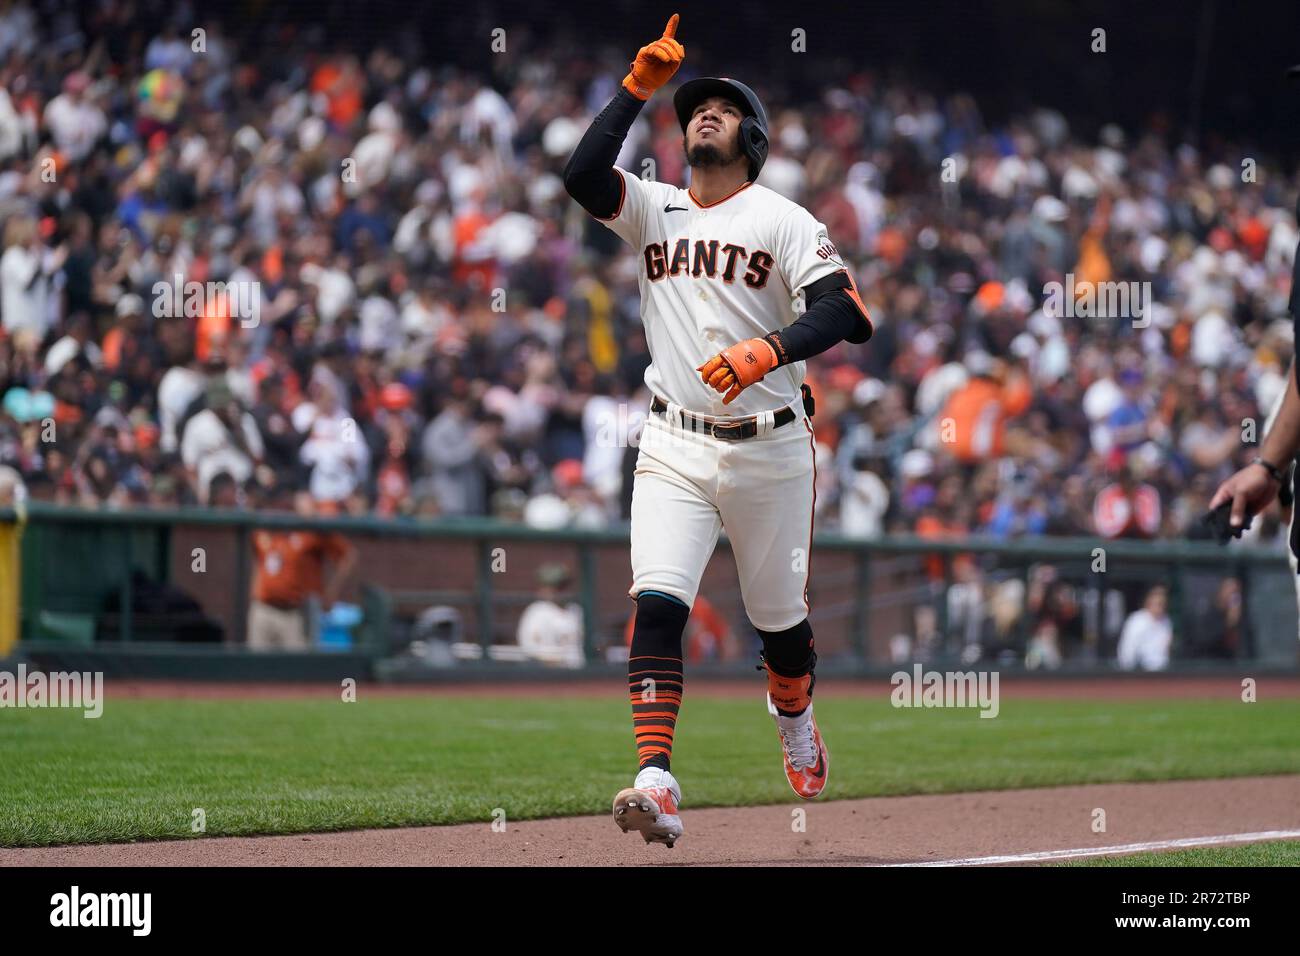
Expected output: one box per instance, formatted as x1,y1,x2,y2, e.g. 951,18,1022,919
880,829,1300,866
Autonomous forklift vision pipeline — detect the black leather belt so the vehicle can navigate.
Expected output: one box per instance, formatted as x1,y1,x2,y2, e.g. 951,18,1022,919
650,395,796,441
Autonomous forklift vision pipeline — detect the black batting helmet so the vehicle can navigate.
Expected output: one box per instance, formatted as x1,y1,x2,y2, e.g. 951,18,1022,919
673,76,770,182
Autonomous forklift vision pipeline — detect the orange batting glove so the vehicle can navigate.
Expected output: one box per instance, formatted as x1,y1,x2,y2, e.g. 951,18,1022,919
622,14,684,100
697,337,779,405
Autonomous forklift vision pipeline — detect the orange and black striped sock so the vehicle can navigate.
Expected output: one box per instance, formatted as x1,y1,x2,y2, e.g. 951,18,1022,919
627,592,689,771
628,656,682,770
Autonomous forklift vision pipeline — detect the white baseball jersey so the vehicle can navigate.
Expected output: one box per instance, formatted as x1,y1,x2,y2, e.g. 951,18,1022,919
597,167,848,417
590,167,856,628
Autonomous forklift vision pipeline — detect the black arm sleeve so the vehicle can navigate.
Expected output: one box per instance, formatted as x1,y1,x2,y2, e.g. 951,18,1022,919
562,88,646,219
762,271,873,365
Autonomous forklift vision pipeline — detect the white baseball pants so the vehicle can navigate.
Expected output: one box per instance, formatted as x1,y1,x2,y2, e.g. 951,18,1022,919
628,399,817,631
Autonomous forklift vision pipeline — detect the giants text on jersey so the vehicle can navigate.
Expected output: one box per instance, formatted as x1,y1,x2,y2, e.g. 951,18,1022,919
597,168,846,416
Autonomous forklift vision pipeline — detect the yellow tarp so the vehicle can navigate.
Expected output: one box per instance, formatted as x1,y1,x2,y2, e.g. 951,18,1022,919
0,520,21,656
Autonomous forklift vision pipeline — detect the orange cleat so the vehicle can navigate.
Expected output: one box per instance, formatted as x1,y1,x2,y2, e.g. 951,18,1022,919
612,767,684,847
767,694,829,799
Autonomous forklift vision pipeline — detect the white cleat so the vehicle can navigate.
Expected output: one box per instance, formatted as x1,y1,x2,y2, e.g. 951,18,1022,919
612,767,684,848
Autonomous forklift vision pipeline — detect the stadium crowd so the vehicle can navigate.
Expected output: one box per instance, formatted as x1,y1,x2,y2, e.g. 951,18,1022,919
0,3,1294,660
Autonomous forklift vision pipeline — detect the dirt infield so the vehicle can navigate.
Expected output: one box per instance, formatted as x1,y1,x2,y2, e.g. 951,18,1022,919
103,674,1300,701
5,775,1298,866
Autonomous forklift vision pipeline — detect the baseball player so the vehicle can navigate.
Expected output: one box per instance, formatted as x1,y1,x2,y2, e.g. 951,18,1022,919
564,14,871,848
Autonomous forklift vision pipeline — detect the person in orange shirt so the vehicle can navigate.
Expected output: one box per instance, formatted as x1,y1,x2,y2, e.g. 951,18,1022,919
1073,193,1113,292
196,290,232,364
101,294,146,373
451,202,495,290
247,486,358,651
310,56,364,130
939,352,1031,464
916,510,966,583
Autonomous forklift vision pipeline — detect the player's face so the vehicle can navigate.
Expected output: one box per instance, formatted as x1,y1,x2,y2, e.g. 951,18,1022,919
684,96,744,168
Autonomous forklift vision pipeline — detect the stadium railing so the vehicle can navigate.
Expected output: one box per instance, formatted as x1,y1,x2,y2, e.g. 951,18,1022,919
0,503,1294,676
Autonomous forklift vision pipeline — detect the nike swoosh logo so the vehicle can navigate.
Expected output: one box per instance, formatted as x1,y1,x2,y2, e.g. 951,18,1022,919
807,750,826,779
664,204,689,213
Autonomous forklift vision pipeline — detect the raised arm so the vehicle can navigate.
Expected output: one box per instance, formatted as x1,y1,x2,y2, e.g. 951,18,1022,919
562,14,684,219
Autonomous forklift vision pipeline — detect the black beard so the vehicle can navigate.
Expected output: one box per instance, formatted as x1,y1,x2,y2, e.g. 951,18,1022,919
685,140,741,169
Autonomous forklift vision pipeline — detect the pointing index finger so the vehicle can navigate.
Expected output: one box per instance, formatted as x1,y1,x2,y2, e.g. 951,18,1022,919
663,13,679,39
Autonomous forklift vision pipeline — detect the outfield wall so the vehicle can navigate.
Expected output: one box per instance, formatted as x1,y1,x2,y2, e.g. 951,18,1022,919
2,504,1296,677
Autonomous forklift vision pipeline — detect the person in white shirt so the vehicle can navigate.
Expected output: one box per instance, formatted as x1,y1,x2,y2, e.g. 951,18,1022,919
0,87,25,161
515,564,585,668
180,378,265,503
1116,584,1173,671
1,216,65,338
840,455,889,537
239,165,305,246
44,312,102,376
157,361,208,454
300,253,356,325
293,378,369,503
41,72,106,165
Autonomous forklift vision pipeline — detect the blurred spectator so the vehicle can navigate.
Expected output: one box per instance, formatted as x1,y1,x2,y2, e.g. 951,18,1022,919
293,377,368,504
1106,368,1152,455
1190,577,1245,659
1116,584,1173,671
45,312,101,376
1025,621,1063,670
2,216,65,338
249,373,303,477
524,458,609,529
247,487,358,651
1026,564,1085,657
840,453,889,537
42,72,104,164
421,399,489,515
515,563,584,668
180,377,264,503
937,352,1032,465
1094,466,1161,539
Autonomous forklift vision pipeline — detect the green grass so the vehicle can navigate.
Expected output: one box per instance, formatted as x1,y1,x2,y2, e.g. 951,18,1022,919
2,695,1298,847
1067,840,1300,866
